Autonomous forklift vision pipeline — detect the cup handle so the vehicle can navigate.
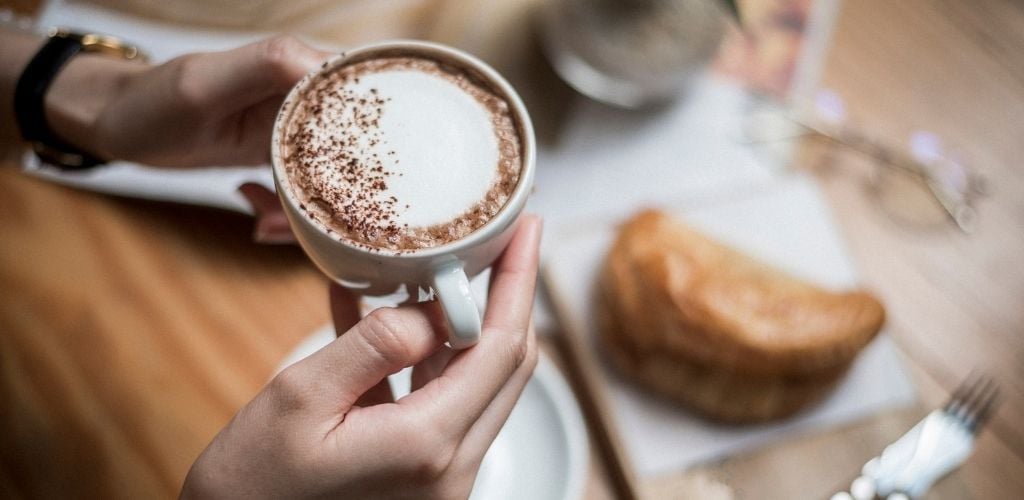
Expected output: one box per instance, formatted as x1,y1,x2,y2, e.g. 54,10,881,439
431,260,481,349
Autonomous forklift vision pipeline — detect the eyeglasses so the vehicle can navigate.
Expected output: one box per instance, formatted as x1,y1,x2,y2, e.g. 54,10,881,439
740,91,988,233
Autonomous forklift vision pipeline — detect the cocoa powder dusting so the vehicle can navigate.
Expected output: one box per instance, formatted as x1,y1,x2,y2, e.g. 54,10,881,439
282,55,523,251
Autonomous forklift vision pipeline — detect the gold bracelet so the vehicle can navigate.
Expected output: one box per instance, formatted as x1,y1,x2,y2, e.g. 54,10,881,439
47,27,149,63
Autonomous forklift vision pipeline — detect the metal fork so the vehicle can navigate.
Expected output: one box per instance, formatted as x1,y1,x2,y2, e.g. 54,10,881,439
832,374,1001,500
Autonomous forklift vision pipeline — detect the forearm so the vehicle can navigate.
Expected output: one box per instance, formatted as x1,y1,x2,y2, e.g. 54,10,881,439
0,28,147,158
5,34,328,167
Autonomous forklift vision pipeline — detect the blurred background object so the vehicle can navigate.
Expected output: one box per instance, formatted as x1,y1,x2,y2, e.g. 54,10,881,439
742,91,990,233
539,0,729,108
833,374,1001,500
537,0,829,108
714,0,811,97
78,0,445,45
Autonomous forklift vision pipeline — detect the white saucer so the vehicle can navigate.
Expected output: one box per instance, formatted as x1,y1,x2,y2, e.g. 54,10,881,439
277,326,588,500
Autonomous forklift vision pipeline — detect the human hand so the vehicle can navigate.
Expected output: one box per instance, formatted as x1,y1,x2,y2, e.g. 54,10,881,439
46,35,331,167
181,215,543,499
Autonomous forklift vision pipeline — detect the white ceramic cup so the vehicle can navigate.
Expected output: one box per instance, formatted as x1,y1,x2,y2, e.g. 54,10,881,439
271,40,536,349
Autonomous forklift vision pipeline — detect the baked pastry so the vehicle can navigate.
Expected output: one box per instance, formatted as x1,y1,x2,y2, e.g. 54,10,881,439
598,209,885,422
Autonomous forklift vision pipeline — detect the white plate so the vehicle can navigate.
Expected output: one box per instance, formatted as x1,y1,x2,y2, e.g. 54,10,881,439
277,325,588,500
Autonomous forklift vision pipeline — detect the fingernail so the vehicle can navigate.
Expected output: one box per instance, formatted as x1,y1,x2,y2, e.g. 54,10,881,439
301,54,324,73
301,51,334,73
254,214,296,244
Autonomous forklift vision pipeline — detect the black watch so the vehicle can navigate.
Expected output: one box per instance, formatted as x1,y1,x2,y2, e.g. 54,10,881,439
13,28,146,170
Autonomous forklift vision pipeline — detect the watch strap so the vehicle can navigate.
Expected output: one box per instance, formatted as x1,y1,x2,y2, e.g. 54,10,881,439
14,33,104,169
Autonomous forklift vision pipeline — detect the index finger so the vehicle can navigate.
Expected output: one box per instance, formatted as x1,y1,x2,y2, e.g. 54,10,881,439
189,36,331,109
397,215,543,434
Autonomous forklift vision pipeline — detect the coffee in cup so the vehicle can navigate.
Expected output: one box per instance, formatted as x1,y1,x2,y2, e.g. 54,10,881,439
278,53,523,251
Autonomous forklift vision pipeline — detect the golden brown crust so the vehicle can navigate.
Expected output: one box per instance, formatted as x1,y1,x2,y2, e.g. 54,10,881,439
597,287,845,422
597,209,885,421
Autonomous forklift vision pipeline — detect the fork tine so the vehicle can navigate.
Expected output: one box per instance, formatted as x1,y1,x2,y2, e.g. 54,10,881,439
966,380,1001,433
960,377,990,427
944,372,977,415
945,374,1001,433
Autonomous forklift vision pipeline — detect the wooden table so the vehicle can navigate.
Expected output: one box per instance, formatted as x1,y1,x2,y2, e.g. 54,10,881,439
1,0,1021,498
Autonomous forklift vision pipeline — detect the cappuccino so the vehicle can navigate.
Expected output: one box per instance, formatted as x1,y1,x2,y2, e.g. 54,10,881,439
279,54,523,251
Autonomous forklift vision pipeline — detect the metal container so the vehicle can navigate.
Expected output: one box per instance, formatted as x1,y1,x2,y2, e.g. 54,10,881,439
540,0,729,108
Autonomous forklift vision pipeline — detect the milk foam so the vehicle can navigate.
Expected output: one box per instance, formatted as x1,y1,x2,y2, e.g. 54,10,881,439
345,70,499,228
282,55,521,251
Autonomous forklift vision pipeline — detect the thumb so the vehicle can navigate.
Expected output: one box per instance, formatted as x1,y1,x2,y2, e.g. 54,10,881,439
286,304,447,414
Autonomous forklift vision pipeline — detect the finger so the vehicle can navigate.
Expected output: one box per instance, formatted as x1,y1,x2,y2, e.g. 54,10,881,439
186,35,332,111
235,94,292,165
398,215,543,436
237,182,296,244
407,299,451,392
329,282,362,334
410,344,455,392
405,297,452,378
283,302,447,415
455,323,537,461
353,378,394,407
327,283,395,406
480,215,544,336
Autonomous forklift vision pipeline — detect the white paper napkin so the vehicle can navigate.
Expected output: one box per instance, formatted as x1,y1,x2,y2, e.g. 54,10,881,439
24,1,303,214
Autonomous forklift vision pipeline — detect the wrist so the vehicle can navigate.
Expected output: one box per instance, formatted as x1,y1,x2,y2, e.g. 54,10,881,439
0,30,45,152
44,52,148,161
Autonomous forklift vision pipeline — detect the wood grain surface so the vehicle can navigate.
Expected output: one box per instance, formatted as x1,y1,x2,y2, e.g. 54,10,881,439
0,172,330,498
1,0,1022,498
